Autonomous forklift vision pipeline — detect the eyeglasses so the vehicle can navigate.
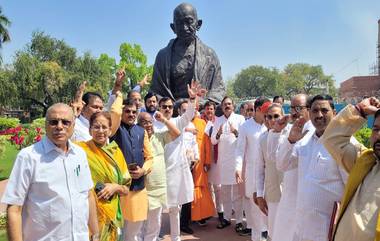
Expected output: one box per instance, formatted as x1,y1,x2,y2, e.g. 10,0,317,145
246,108,254,112
266,114,281,120
161,105,173,110
124,109,137,114
91,125,109,131
47,119,72,127
290,105,307,112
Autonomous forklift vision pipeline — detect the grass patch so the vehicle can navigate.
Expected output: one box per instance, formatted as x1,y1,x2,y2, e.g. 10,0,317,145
0,142,19,180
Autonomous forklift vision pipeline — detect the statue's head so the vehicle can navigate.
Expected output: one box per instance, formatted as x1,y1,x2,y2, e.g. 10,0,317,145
171,3,202,42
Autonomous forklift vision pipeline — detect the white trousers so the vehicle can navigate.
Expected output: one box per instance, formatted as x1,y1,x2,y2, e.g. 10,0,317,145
209,183,223,213
243,197,267,241
268,202,279,239
141,207,162,241
221,184,243,223
124,220,144,241
169,206,181,241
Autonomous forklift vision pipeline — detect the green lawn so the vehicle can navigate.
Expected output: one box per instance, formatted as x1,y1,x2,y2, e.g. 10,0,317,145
0,142,19,180
0,229,7,241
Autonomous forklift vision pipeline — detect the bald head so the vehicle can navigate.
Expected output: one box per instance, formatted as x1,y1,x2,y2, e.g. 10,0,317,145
45,103,75,151
46,103,74,121
173,3,198,21
138,112,152,125
290,94,309,121
138,112,154,137
291,94,308,105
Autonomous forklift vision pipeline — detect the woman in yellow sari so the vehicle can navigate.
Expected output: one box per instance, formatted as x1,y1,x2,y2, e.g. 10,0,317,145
77,112,131,241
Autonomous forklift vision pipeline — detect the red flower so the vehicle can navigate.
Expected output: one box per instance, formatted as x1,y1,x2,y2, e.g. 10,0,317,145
34,134,42,142
15,126,22,133
36,127,42,133
24,128,29,134
19,136,25,145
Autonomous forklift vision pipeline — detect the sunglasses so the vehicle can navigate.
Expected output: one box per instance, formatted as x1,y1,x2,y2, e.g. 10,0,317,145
124,109,137,114
266,114,281,120
161,105,173,110
48,119,72,127
290,106,307,112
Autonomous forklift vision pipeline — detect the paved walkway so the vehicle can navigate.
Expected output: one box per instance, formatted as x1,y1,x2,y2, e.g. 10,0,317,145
159,213,251,241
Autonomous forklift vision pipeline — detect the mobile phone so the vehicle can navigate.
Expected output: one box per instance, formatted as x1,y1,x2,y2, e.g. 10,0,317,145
128,163,138,171
94,182,105,194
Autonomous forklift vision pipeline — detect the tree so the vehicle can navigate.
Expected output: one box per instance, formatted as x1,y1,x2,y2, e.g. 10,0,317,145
283,63,337,98
118,43,153,92
232,65,283,98
0,7,11,64
0,7,10,48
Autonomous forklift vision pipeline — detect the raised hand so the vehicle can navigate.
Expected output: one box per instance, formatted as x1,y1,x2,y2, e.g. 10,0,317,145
154,111,167,123
113,69,126,94
273,115,290,133
70,81,87,117
187,79,207,99
357,97,380,116
139,74,151,88
288,117,308,144
216,124,223,139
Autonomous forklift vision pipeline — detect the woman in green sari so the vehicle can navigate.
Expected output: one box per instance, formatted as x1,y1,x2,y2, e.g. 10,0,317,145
77,111,131,241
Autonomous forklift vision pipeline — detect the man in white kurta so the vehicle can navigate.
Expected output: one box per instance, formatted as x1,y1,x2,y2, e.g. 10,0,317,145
235,99,269,241
211,97,245,230
256,104,284,240
272,94,315,241
277,95,347,241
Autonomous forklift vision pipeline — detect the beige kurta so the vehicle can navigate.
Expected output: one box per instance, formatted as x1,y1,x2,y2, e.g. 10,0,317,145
322,104,379,241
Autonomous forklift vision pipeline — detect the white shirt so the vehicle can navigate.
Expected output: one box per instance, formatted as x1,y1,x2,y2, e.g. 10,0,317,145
211,112,245,185
71,115,91,142
235,118,266,197
2,137,93,241
277,132,348,241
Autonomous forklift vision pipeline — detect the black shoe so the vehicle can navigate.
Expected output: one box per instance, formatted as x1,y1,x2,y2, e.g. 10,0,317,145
180,226,194,234
216,219,231,229
239,228,252,236
197,219,207,227
235,223,244,233
262,231,268,239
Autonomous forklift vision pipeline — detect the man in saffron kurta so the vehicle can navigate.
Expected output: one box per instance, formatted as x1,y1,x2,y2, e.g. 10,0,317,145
191,116,215,221
321,97,380,241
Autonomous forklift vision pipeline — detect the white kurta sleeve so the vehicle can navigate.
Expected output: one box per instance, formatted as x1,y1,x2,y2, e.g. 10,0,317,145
176,101,195,131
255,135,266,198
1,150,35,206
276,136,298,172
235,124,246,172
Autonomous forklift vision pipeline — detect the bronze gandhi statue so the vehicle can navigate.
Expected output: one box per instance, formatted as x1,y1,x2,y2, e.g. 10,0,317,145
150,3,225,104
